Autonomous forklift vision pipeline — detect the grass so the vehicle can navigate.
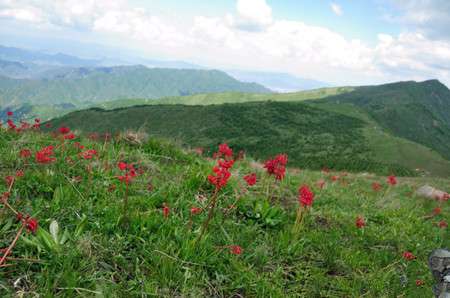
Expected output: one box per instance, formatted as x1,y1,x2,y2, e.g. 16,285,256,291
47,100,450,177
0,127,449,297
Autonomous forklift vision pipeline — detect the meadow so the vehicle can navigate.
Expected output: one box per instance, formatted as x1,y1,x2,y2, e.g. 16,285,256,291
1,114,449,297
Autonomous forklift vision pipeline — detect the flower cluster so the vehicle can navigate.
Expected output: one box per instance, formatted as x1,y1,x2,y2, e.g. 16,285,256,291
264,154,288,181
117,162,137,184
298,185,315,207
35,146,56,164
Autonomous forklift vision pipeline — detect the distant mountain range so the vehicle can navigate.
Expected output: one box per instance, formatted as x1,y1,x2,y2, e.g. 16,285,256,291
0,44,330,91
46,80,450,177
0,65,270,107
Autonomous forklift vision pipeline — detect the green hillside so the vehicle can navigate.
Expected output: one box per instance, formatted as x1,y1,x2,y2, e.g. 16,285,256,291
320,80,450,160
1,127,449,296
0,66,270,107
47,100,450,177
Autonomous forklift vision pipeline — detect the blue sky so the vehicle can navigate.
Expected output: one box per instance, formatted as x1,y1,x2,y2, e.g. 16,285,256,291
1,0,450,86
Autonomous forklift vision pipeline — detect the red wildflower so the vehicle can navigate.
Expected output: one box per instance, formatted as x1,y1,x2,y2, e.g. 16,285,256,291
190,207,202,216
243,173,257,186
218,143,233,158
35,118,40,123
4,175,14,187
7,111,13,117
298,185,315,207
15,170,24,177
25,217,38,234
438,220,448,228
433,207,442,216
218,159,234,169
355,216,365,228
163,203,170,218
80,149,97,160
402,251,415,261
64,133,76,140
58,126,70,134
74,142,84,150
387,175,397,186
7,119,16,129
264,154,288,181
20,149,33,159
330,175,338,182
415,279,424,286
372,182,382,191
229,245,243,255
16,212,23,222
45,123,52,128
35,146,56,164
118,162,127,171
208,166,231,190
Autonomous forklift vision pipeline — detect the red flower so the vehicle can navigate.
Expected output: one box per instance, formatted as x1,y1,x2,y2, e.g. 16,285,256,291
190,207,202,216
438,220,448,228
80,149,97,160
355,216,365,228
74,142,84,150
118,162,127,171
243,173,257,186
298,185,315,207
25,217,38,234
402,251,415,261
163,203,170,218
372,182,382,191
7,119,16,129
35,118,41,123
15,170,24,177
45,123,52,128
218,159,234,169
58,126,70,134
64,133,76,140
264,154,288,181
387,175,397,186
35,146,56,164
229,245,243,255
433,207,442,216
7,111,13,117
208,166,231,190
4,175,14,187
330,175,338,182
415,279,424,286
218,143,233,158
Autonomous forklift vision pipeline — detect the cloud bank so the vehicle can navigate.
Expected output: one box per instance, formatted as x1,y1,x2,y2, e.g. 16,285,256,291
1,0,450,86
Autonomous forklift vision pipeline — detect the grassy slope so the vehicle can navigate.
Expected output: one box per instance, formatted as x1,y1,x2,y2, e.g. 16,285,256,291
48,99,450,177
307,102,450,177
0,129,449,297
47,101,422,176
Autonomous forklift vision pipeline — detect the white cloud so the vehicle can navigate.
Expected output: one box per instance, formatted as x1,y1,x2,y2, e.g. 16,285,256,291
232,0,273,31
330,3,343,16
1,0,450,86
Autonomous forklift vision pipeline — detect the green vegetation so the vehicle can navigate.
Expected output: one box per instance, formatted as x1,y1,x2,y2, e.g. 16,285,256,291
1,128,448,297
47,100,450,177
321,80,450,160
0,66,270,107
